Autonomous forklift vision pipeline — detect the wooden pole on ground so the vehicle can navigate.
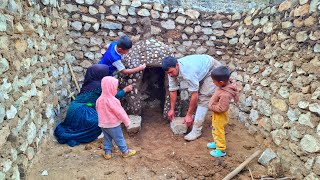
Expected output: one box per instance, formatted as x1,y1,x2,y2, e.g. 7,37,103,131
67,63,80,92
222,150,261,180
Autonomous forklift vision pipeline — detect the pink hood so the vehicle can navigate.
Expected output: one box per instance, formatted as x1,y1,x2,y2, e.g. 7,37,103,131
96,76,130,128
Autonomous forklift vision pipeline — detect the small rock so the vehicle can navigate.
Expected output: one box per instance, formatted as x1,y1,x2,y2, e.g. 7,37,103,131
298,112,314,128
267,159,284,178
304,173,319,180
224,29,237,38
300,134,320,153
160,20,175,30
243,145,254,150
294,4,310,16
296,31,308,42
84,145,92,150
258,148,277,166
127,115,141,134
263,22,273,34
271,98,288,112
279,0,292,11
310,0,320,12
304,16,316,27
309,103,320,115
131,0,141,7
41,170,48,176
185,9,199,19
170,117,187,135
314,44,320,53
137,9,150,16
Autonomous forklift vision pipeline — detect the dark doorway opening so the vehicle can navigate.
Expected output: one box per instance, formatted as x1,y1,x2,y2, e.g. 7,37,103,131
140,67,166,113
138,67,167,137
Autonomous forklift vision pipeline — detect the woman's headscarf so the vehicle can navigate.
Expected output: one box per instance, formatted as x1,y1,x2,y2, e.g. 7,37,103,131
80,64,110,94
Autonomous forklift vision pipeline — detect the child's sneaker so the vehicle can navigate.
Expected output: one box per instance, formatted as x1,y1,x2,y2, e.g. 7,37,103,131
210,149,226,157
103,153,112,160
207,142,216,149
122,149,137,158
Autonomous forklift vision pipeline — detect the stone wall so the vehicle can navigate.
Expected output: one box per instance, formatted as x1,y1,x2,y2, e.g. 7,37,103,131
142,0,274,13
63,0,320,179
1,0,320,179
0,1,70,179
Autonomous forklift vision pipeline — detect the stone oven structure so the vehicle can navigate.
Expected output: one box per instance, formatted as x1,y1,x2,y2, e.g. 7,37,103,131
119,39,173,116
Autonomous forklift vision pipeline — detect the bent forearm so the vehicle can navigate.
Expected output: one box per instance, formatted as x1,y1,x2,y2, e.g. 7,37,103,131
169,91,177,111
187,92,198,116
121,67,141,75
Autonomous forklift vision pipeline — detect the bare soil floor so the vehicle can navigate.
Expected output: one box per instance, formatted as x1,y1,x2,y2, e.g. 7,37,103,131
27,108,267,180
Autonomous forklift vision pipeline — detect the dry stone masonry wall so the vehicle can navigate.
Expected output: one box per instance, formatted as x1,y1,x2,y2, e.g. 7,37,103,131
0,1,70,179
63,0,320,178
1,0,320,179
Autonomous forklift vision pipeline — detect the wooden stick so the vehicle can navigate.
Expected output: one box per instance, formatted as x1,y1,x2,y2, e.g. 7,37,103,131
222,150,261,180
248,166,254,180
67,63,80,92
260,177,295,180
67,87,75,100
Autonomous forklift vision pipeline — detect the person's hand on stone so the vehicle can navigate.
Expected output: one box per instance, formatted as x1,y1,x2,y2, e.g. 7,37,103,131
184,114,193,128
167,109,175,121
138,63,146,71
123,85,133,93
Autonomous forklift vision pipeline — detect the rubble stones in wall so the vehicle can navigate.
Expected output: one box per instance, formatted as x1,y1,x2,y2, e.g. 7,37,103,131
300,134,320,153
1,0,69,178
119,39,172,115
57,0,320,178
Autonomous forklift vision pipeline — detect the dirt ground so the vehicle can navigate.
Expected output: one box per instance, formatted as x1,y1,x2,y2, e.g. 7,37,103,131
26,108,268,180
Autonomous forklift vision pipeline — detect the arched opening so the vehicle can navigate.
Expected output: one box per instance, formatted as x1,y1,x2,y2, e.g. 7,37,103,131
140,67,166,115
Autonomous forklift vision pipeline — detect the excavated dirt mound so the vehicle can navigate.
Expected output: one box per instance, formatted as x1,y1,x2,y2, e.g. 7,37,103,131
26,108,267,180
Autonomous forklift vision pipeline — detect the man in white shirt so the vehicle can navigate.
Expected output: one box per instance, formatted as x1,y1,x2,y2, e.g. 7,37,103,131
161,54,222,141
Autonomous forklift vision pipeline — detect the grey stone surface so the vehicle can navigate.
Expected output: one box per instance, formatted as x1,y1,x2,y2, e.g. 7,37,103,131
257,99,272,117
300,134,320,153
0,125,10,147
170,117,187,135
304,173,319,180
314,156,320,175
287,107,300,122
161,19,175,29
271,129,287,146
298,112,315,128
258,148,277,166
271,114,284,129
309,103,320,115
101,21,123,29
0,58,9,75
249,109,259,124
6,105,17,119
127,115,142,134
131,0,141,7
137,9,150,16
110,5,120,14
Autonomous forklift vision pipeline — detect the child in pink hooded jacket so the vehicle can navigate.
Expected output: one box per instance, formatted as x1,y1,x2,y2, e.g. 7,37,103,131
96,76,136,159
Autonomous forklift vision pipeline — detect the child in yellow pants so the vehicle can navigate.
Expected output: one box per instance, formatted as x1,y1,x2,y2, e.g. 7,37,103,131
207,66,238,157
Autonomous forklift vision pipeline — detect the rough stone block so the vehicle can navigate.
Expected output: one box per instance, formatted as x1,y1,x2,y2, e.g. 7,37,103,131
170,117,187,135
127,115,141,134
258,148,277,166
0,125,10,147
